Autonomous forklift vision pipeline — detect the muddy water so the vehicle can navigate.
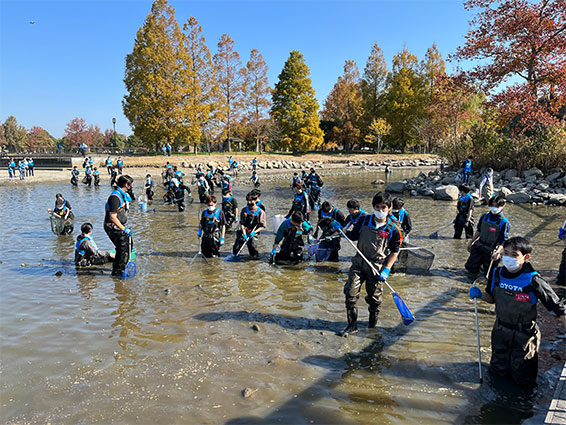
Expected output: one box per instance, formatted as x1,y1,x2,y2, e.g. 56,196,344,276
1,170,564,424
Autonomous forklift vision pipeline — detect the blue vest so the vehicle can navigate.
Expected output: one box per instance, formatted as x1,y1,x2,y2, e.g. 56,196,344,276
106,159,112,166
117,160,123,166
321,207,338,220
76,235,98,255
464,159,472,173
105,188,130,211
29,160,34,166
397,208,406,223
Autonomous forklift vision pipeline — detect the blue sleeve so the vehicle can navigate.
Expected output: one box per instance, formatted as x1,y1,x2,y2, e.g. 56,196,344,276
302,221,313,233
499,219,510,244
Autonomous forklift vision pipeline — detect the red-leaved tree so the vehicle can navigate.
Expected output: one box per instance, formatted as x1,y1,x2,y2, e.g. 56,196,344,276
454,0,566,132
64,118,88,146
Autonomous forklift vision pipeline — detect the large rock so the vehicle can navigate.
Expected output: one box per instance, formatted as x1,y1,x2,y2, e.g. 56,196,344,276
507,192,531,203
547,172,563,183
503,169,518,180
499,187,512,197
547,194,566,206
523,167,543,178
433,185,459,201
386,180,406,193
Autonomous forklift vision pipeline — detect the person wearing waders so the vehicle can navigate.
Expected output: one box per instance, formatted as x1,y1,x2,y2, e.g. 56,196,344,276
93,167,100,187
465,195,509,275
391,198,412,239
106,157,113,174
221,188,239,230
49,193,74,234
272,211,313,265
197,175,210,204
84,166,93,186
75,222,115,266
116,157,124,175
462,155,473,184
233,192,267,259
339,191,403,336
144,174,155,201
454,184,474,239
469,237,566,387
198,195,226,258
250,170,260,188
171,178,191,212
110,167,118,188
285,182,311,222
478,168,494,205
342,199,367,232
104,175,134,277
71,166,79,186
305,168,323,208
315,201,346,262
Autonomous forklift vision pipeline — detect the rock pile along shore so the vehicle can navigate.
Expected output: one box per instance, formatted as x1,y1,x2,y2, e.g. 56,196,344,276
384,166,566,206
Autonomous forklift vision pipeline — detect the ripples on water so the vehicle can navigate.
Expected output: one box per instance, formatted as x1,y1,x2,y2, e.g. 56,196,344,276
1,170,564,424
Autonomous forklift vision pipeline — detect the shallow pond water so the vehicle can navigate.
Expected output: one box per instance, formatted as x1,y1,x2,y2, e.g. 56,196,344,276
1,169,564,424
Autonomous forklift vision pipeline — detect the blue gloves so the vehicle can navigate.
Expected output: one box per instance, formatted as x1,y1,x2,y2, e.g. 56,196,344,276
123,227,133,237
197,228,202,237
243,233,248,242
559,226,566,240
235,217,239,223
469,286,482,299
249,231,256,238
379,268,390,281
272,248,277,256
332,221,343,231
219,237,224,246
296,230,303,235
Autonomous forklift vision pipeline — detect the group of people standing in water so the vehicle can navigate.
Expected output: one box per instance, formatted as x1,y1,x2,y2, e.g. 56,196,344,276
47,155,566,390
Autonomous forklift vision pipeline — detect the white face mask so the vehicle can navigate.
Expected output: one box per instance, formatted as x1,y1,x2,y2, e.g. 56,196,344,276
207,205,215,212
374,209,388,220
502,255,522,272
490,207,502,215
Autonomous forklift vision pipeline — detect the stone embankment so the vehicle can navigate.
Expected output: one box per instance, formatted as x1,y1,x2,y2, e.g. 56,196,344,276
384,167,566,206
178,157,442,182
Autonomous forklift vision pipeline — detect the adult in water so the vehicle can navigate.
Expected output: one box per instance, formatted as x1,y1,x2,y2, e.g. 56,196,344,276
339,191,403,336
75,222,115,266
233,191,267,259
104,175,134,277
198,195,227,258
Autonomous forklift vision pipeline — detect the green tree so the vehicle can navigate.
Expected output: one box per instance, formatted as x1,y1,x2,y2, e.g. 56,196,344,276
123,0,197,152
365,118,391,153
213,33,245,152
385,46,427,152
244,48,271,153
321,60,364,151
3,116,27,152
360,42,389,138
271,50,324,152
183,16,222,153
421,43,445,98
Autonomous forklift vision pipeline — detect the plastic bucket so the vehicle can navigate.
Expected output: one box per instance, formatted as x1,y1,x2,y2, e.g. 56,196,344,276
139,201,147,212
273,214,285,232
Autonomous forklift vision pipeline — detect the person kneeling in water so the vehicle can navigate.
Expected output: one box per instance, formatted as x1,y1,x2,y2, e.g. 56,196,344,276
272,211,313,265
75,223,115,266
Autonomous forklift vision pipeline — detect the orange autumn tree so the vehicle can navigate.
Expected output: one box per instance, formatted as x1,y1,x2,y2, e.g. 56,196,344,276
454,0,566,132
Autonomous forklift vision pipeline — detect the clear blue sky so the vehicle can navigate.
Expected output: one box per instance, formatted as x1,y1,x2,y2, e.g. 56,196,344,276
1,0,473,138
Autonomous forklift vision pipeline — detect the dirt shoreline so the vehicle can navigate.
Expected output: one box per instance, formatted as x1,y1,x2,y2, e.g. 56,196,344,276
1,153,441,187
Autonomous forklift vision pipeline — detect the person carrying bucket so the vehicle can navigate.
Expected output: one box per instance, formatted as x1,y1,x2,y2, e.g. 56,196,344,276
469,236,566,387
339,191,403,336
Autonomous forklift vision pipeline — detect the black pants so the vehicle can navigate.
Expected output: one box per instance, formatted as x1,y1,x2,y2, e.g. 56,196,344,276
344,256,383,313
118,166,123,175
29,166,34,176
558,247,566,285
202,233,220,258
454,213,474,239
465,242,493,274
233,231,259,258
105,225,130,276
146,188,154,201
107,166,112,175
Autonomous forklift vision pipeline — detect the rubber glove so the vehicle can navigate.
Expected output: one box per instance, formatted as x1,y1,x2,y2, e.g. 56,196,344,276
249,231,256,238
219,237,224,246
333,222,343,230
272,248,277,256
235,217,239,223
378,267,390,281
197,228,202,237
243,233,248,242
469,286,483,299
296,230,303,235
123,227,133,237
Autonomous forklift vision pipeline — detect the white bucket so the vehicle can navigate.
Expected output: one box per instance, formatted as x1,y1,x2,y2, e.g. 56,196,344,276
273,214,286,232
139,201,147,212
